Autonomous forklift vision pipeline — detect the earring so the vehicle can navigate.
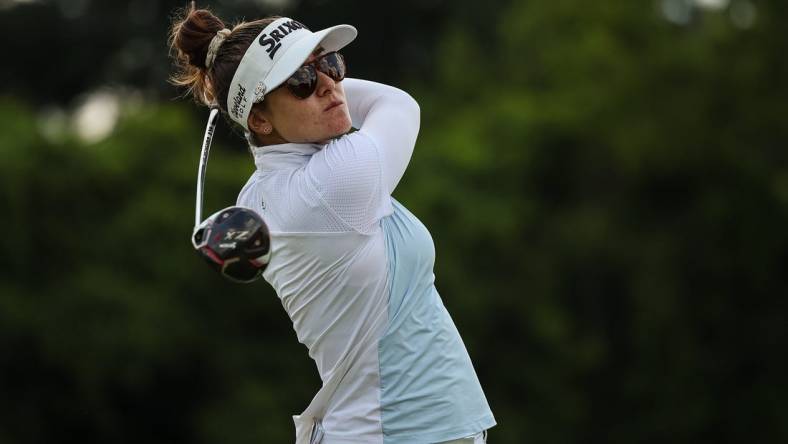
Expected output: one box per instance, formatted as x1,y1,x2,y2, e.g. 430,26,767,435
263,126,272,135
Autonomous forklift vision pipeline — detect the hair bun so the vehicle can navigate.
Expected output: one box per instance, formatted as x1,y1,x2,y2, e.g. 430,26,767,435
169,6,280,110
171,6,226,69
169,5,228,105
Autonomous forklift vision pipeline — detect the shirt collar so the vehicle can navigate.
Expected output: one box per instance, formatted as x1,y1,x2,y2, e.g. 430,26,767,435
250,139,324,171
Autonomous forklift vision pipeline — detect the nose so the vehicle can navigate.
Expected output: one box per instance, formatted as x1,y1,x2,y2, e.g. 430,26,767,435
314,69,336,97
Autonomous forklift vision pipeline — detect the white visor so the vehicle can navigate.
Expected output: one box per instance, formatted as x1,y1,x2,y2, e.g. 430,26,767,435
226,17,357,130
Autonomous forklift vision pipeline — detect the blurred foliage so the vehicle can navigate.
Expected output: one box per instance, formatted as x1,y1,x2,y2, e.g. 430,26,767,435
1,0,787,443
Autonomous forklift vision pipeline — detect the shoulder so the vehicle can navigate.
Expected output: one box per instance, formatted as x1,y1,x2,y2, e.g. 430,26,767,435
237,169,353,234
305,131,384,202
304,132,393,232
309,130,381,169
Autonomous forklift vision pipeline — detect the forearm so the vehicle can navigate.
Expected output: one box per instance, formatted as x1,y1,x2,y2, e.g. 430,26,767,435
342,77,419,129
340,77,421,193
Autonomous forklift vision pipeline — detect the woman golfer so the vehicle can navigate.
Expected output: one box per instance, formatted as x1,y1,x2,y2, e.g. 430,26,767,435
170,5,495,444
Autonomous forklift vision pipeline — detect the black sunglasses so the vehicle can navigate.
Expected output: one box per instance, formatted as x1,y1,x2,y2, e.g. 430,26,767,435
283,51,347,99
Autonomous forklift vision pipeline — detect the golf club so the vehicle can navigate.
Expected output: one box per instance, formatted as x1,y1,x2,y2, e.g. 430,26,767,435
191,108,271,283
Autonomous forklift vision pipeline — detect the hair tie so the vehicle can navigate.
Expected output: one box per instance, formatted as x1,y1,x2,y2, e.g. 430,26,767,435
205,28,231,69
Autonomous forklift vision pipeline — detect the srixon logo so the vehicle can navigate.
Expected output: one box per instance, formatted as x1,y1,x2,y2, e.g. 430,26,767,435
258,20,308,60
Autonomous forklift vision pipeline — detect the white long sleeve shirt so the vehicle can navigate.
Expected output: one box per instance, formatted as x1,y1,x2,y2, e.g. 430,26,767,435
236,78,495,444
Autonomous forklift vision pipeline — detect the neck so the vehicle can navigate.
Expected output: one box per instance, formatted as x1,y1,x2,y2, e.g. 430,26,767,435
251,129,335,147
251,127,289,146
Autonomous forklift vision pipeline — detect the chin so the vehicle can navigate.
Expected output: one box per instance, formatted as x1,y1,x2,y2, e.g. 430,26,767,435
326,117,352,139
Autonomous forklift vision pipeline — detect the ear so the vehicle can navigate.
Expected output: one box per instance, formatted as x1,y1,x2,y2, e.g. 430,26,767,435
247,105,273,135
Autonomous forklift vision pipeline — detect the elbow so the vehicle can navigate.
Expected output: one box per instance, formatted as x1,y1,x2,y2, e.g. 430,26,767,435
412,98,421,134
385,87,421,136
402,90,420,113
386,83,419,117
410,95,421,120
401,92,421,131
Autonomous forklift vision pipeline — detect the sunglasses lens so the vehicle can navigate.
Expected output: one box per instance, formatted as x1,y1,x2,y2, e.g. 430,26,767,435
285,65,317,99
317,52,346,81
284,52,346,99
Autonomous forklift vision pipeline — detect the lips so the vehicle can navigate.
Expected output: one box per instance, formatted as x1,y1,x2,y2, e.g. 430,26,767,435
324,100,343,111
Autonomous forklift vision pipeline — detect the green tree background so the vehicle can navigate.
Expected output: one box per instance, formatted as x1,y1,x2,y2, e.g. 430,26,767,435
1,0,786,443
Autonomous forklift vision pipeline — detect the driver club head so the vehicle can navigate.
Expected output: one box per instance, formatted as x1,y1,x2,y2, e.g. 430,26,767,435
192,206,271,283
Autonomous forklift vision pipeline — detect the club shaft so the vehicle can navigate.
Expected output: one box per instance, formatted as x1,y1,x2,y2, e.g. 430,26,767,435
195,108,220,228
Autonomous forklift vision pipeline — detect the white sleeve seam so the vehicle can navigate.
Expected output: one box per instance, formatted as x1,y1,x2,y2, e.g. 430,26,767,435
302,167,356,233
302,153,381,235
